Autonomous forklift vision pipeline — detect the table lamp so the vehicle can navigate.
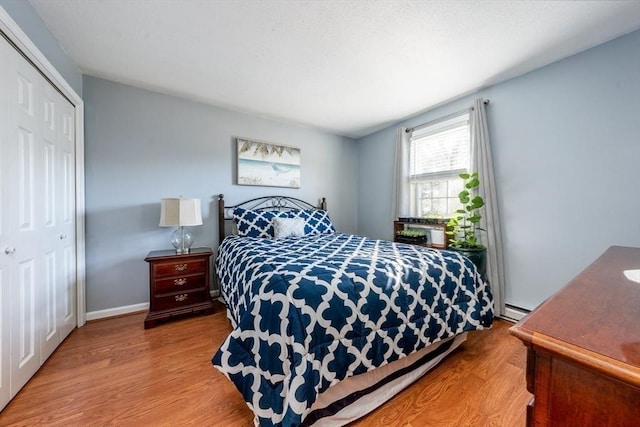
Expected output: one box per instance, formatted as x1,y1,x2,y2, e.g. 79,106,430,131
159,197,203,254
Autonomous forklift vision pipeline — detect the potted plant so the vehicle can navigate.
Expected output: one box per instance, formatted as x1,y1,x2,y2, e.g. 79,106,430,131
446,172,487,276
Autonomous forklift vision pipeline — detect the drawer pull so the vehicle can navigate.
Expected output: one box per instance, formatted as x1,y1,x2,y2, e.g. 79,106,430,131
175,294,188,302
174,278,187,286
174,263,188,272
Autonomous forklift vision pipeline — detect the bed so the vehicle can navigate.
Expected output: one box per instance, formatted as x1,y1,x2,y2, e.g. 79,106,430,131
212,194,494,427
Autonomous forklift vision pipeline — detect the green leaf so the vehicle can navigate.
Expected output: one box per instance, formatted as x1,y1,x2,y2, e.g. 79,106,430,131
470,196,484,209
466,177,480,189
468,215,481,223
459,172,470,179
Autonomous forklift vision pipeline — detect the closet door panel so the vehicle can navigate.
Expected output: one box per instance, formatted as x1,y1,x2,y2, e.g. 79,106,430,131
41,250,58,362
57,92,76,339
6,38,43,397
61,244,75,338
0,35,10,410
11,256,39,395
40,84,60,360
42,139,56,338
16,128,35,231
0,265,8,410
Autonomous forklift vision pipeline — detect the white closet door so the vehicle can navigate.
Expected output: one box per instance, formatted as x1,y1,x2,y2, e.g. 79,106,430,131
1,19,78,411
40,69,76,358
40,80,60,361
57,91,76,340
0,33,12,411
6,35,43,396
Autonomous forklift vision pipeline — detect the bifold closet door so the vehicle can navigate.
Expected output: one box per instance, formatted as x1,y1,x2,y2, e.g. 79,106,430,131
0,32,77,408
4,31,42,399
40,73,77,361
59,95,77,341
0,32,11,411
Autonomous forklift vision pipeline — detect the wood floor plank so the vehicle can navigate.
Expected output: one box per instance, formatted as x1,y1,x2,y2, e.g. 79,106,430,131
0,304,528,426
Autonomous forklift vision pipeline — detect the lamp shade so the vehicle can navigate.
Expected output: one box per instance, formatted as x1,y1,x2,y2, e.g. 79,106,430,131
159,198,203,227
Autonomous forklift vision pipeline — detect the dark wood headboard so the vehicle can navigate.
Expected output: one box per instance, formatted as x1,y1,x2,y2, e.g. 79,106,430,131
217,194,327,244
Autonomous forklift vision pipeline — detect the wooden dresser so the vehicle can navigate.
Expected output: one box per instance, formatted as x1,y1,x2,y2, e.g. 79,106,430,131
144,247,215,328
509,246,640,427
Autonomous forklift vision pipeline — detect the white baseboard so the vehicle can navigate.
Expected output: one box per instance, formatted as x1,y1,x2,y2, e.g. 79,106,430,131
86,297,527,323
502,305,530,322
85,290,221,322
86,302,149,321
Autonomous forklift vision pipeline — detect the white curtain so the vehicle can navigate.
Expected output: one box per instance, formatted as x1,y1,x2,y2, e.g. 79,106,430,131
392,127,411,219
470,98,506,316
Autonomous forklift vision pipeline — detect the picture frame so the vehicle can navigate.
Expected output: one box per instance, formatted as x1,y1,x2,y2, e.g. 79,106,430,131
236,137,301,188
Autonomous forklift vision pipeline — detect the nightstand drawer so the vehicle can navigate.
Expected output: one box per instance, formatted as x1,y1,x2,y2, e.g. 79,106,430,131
153,259,206,278
154,275,205,294
153,290,208,312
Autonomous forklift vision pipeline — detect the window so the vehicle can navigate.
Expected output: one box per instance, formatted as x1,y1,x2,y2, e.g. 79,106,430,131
409,114,470,218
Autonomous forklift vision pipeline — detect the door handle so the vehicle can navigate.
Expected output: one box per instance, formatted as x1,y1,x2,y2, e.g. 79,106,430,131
4,247,16,255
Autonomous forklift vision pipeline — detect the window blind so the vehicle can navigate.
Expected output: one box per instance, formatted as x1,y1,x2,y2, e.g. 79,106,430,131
409,115,470,180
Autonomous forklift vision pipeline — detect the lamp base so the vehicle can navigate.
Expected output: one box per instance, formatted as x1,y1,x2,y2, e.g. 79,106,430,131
171,226,194,254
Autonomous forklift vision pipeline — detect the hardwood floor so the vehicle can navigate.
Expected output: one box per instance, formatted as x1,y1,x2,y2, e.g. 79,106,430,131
0,304,529,426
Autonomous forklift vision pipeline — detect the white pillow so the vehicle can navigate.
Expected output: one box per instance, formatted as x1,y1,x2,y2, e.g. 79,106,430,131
273,217,306,239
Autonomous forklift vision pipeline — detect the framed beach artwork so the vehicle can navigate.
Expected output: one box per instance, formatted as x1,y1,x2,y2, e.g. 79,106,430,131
236,137,301,188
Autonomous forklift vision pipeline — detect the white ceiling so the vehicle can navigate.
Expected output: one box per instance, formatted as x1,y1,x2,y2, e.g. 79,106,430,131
29,0,640,139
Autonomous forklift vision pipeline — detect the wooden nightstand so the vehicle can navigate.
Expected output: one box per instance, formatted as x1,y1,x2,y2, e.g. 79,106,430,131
144,247,215,329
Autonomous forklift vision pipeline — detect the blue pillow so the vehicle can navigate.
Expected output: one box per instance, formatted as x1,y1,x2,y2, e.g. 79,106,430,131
233,208,286,238
289,209,336,235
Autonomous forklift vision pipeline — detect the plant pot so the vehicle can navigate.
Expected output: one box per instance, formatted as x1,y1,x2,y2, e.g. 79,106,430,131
448,246,487,277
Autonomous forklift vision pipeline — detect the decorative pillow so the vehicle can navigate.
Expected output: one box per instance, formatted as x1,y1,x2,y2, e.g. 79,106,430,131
272,217,306,239
289,209,336,235
233,208,285,238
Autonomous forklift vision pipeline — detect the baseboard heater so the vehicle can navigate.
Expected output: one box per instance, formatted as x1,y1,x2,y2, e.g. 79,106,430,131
501,304,531,322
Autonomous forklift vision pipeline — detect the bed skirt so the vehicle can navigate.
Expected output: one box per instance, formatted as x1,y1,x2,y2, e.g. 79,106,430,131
304,333,467,426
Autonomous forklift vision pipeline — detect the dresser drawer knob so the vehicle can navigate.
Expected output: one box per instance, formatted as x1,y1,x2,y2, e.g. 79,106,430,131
174,263,188,272
175,294,188,302
174,278,187,286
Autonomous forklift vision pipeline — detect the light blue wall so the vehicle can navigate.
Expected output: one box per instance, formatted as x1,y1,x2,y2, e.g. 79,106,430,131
0,0,82,96
357,30,640,310
83,76,358,312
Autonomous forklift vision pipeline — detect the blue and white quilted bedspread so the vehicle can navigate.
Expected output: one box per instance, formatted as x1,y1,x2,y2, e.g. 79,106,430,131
212,233,493,427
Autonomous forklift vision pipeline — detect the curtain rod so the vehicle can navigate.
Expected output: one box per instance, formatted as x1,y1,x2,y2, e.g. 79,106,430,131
406,99,490,134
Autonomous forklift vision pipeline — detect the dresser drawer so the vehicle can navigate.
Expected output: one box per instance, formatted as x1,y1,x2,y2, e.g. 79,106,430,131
153,259,206,278
154,275,206,294
153,290,208,312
